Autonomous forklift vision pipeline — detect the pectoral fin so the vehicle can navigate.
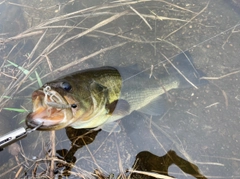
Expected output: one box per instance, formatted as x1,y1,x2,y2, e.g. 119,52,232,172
137,95,169,116
106,99,130,116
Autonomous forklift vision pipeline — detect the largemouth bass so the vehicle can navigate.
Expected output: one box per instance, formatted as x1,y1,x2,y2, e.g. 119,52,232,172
26,52,207,131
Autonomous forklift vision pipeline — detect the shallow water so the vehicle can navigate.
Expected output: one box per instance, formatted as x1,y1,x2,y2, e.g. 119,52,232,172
0,0,240,178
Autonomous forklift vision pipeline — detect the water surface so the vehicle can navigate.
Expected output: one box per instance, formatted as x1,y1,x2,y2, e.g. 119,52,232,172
0,0,240,178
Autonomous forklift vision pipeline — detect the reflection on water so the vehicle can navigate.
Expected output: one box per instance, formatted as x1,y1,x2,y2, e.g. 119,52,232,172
0,0,240,178
55,128,99,177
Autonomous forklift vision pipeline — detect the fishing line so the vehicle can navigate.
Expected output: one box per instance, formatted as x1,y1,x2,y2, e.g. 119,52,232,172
85,21,240,101
120,22,240,85
18,20,240,107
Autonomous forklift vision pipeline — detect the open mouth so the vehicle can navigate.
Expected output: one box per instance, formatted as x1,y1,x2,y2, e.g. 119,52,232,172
26,86,73,130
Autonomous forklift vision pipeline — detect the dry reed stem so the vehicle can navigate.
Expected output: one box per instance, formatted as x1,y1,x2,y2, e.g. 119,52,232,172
222,23,240,49
0,162,25,178
49,131,56,178
200,69,240,80
127,158,139,179
137,13,188,22
27,30,47,61
27,26,68,69
158,38,199,75
22,155,93,178
160,51,198,89
185,111,198,118
221,89,228,108
16,41,127,98
127,169,175,179
175,135,193,164
0,27,70,105
37,25,162,43
47,11,128,55
149,126,169,155
205,102,219,108
5,42,20,59
6,1,44,10
129,5,152,30
44,55,53,72
194,161,224,166
0,31,44,44
0,2,222,178
44,41,127,73
0,0,204,109
14,166,23,179
0,72,17,79
83,139,103,175
151,120,193,164
157,0,197,14
154,123,198,178
113,0,197,14
145,35,200,91
5,0,71,11
5,0,192,38
114,133,126,179
19,0,133,34
164,1,209,39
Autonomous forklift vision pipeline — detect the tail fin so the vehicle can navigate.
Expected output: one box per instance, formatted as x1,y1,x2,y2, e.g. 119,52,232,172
169,51,208,88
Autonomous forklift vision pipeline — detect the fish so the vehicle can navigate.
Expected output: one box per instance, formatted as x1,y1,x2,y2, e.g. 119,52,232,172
26,51,207,132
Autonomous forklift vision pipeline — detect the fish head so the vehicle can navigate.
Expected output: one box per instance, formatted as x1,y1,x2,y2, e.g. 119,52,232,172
26,80,84,130
26,67,124,131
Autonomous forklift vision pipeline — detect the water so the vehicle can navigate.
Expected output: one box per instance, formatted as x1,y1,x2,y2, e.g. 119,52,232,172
0,0,240,178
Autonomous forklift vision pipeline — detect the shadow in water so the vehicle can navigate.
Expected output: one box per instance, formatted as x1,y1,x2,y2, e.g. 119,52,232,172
55,127,100,176
55,128,207,179
131,150,207,179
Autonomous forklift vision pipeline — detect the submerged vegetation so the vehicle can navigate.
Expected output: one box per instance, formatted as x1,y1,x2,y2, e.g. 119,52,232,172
0,0,240,178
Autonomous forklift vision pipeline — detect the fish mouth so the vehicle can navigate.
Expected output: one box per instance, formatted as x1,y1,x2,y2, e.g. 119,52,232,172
26,88,73,130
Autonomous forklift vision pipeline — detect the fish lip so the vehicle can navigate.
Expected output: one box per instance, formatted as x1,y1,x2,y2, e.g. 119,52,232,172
26,113,45,129
26,89,73,130
26,113,66,130
32,90,44,100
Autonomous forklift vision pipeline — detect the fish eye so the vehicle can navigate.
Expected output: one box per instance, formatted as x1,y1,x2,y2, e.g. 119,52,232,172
60,82,72,92
71,104,77,108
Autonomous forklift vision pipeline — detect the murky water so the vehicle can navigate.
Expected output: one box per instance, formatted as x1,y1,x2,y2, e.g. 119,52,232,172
0,0,240,178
